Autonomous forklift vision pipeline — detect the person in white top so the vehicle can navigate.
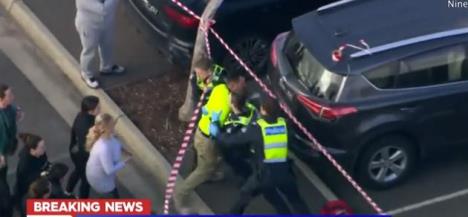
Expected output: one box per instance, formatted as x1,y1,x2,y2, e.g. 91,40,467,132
85,113,130,198
75,0,125,89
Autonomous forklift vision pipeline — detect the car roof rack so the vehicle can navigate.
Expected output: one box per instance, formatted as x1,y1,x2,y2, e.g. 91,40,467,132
317,0,356,13
350,27,468,59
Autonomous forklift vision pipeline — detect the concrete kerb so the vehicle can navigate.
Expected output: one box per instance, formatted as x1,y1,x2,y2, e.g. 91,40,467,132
0,0,212,214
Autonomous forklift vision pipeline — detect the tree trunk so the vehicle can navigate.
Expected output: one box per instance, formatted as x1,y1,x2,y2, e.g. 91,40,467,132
178,0,224,121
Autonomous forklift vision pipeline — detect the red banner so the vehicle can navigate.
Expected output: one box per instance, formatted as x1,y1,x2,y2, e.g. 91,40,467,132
27,199,152,215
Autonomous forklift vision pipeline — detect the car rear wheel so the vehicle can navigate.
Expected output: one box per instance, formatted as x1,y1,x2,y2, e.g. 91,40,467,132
222,36,270,77
357,135,417,190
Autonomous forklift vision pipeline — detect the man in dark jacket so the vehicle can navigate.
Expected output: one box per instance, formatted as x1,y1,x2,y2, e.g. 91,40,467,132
215,96,310,214
0,84,21,217
66,96,100,198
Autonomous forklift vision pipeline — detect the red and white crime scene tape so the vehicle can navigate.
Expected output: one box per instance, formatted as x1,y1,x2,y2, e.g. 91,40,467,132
163,0,384,214
163,90,208,214
200,19,215,59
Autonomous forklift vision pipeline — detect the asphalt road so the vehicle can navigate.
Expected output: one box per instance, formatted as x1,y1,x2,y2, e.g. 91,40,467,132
0,10,134,204
306,144,468,216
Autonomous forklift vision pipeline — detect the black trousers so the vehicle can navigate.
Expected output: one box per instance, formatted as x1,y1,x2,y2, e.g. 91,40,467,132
66,151,90,198
222,146,252,179
230,163,310,214
111,188,120,199
0,166,12,217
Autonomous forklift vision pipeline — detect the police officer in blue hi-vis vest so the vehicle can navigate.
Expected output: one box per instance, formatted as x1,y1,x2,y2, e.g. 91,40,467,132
214,95,310,214
218,93,257,180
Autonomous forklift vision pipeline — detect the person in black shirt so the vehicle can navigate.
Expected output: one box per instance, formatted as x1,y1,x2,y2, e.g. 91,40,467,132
15,133,49,216
215,96,310,214
66,96,100,198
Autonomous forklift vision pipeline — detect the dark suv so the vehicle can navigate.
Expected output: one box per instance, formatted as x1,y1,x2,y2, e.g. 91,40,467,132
268,0,468,189
130,0,333,73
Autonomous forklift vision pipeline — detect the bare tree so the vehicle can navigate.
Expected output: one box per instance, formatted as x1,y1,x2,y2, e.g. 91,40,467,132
178,0,224,121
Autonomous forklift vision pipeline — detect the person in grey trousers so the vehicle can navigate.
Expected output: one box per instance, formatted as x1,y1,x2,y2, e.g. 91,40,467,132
75,0,125,89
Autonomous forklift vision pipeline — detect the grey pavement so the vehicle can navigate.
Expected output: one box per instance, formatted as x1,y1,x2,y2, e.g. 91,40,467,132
24,0,175,90
0,11,134,203
1,48,73,187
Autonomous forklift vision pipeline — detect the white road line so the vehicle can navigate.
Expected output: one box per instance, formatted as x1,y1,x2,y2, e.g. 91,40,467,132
291,153,338,201
387,188,468,216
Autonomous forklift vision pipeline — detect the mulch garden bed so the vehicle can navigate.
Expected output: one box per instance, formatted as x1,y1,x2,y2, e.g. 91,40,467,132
107,70,189,162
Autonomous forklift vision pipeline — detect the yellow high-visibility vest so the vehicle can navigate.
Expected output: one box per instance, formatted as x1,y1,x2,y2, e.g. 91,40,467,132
257,117,288,163
224,103,256,127
198,84,231,136
196,64,225,91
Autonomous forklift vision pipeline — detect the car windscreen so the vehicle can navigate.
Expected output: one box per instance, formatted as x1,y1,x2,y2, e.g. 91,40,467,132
285,33,344,101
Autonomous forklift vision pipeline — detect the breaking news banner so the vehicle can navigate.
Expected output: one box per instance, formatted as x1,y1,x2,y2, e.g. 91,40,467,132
26,199,152,217
25,199,391,217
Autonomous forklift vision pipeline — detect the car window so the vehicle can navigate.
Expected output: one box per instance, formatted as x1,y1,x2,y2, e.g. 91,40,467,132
364,45,468,89
364,62,399,89
396,45,467,88
285,33,344,100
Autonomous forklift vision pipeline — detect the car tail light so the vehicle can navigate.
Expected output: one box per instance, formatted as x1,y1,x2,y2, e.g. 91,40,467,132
297,95,357,120
271,39,278,67
163,6,199,28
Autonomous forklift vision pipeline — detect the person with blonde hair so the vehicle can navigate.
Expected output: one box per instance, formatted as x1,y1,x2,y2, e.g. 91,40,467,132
85,113,130,198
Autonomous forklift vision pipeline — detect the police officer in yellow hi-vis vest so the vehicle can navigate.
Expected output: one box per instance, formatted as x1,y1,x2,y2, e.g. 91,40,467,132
218,93,257,180
190,58,225,104
216,95,310,214
174,58,246,214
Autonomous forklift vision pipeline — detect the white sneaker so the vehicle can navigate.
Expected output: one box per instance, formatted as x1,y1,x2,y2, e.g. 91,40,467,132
81,72,99,89
101,65,125,75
